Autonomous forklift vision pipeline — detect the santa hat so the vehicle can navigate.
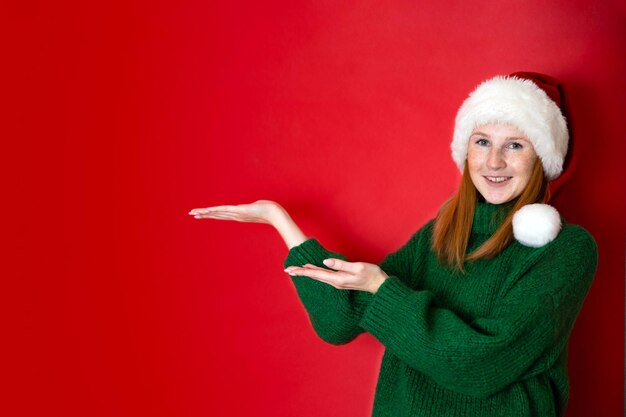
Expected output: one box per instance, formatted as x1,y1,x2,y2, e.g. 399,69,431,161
451,72,569,181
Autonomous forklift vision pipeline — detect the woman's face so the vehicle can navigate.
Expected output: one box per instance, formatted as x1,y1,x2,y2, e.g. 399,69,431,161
467,123,538,204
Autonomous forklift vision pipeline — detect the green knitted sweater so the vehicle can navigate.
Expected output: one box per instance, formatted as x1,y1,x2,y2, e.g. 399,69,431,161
284,203,597,417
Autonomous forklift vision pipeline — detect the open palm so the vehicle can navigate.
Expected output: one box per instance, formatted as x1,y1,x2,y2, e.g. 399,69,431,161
189,200,283,224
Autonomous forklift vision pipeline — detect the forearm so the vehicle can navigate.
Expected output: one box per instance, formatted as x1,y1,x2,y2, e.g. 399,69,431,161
285,238,370,344
271,206,308,249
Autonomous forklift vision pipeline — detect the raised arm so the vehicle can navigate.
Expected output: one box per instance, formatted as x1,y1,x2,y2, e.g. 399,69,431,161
190,200,405,345
189,200,307,249
190,200,368,344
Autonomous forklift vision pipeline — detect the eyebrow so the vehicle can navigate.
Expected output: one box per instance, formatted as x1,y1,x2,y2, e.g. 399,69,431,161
471,131,530,142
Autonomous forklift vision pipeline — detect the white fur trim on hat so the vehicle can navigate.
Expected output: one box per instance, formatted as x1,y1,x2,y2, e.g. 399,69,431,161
512,204,562,247
451,76,569,180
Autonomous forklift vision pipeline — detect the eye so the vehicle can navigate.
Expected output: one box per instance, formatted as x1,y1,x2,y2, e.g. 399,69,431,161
507,142,523,150
474,138,489,146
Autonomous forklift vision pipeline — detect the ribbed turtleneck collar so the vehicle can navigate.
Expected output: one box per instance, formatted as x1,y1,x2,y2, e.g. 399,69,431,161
472,202,513,235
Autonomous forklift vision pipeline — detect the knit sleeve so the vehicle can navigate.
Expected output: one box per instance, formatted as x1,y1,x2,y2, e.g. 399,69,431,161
284,225,429,345
359,224,598,398
284,238,371,345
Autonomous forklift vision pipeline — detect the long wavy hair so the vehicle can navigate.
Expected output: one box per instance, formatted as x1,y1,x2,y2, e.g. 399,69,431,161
432,159,549,271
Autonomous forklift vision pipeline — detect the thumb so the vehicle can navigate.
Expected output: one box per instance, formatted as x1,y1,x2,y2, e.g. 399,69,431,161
323,258,336,268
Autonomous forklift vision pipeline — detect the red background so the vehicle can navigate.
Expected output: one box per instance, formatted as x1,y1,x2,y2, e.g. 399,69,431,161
6,0,625,416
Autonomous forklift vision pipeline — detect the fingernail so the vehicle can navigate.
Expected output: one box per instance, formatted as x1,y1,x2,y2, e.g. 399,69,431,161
323,259,334,267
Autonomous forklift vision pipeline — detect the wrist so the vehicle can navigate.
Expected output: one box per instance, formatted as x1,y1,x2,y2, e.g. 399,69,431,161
368,272,389,294
268,204,289,226
270,206,291,233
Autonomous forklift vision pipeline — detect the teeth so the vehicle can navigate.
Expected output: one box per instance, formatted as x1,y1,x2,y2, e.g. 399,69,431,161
486,176,510,183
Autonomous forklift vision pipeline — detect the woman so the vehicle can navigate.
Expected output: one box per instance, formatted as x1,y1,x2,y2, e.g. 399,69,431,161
189,73,597,417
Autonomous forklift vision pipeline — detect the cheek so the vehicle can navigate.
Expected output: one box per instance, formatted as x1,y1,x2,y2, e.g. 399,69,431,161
513,154,537,182
466,153,484,189
466,149,483,171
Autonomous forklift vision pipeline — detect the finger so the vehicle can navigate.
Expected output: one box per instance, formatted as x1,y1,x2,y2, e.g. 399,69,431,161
284,266,353,290
284,266,343,281
322,258,364,274
194,213,267,224
193,212,241,220
302,264,331,271
189,205,241,215
285,264,332,274
194,214,240,221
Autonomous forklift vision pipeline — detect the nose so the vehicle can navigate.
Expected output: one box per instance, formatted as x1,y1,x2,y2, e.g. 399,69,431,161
486,148,506,170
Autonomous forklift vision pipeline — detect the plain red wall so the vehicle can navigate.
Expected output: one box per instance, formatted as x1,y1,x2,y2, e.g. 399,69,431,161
6,0,625,416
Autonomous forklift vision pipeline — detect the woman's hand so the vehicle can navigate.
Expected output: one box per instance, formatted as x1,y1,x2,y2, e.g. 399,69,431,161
189,200,284,225
284,259,388,293
189,200,308,249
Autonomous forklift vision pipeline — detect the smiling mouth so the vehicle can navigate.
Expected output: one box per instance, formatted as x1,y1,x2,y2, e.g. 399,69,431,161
485,176,512,183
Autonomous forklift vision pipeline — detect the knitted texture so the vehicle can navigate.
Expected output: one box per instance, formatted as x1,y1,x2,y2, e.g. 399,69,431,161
284,203,597,417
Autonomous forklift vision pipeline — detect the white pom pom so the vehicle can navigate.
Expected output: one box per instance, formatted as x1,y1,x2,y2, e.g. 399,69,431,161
512,204,562,248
